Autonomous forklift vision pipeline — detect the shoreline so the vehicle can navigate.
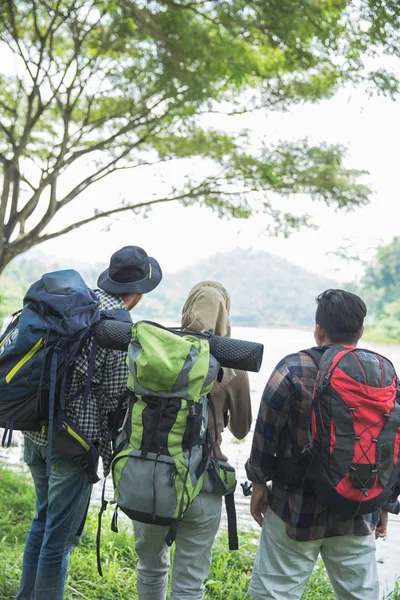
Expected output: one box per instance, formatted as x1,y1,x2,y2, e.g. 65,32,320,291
2,444,400,598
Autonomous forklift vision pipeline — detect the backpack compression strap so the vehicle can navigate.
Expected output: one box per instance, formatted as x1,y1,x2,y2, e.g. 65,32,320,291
208,396,239,551
96,479,108,577
225,492,238,551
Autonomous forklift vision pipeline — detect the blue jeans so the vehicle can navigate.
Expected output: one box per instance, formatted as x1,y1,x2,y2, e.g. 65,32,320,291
16,437,93,600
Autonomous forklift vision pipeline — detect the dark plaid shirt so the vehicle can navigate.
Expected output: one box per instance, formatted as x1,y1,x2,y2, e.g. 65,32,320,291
246,350,380,541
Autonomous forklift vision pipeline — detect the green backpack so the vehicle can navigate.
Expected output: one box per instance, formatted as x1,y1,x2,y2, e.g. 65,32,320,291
110,321,220,545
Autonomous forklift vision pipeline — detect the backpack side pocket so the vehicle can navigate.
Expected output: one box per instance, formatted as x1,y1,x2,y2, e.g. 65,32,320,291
205,458,237,495
51,417,100,483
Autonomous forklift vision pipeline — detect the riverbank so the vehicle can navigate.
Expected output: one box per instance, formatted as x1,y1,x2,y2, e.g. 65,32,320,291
0,466,346,599
1,465,400,600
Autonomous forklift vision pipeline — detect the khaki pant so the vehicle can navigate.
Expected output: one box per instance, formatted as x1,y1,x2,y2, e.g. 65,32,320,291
249,507,379,600
134,493,222,600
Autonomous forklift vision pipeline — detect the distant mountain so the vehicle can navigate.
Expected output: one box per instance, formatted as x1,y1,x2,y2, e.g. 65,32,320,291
139,249,339,328
1,249,338,329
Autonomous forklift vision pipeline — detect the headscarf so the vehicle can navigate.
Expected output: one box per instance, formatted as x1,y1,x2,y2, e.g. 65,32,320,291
181,281,236,387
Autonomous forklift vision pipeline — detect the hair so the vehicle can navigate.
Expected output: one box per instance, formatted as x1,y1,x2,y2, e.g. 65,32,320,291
315,289,367,344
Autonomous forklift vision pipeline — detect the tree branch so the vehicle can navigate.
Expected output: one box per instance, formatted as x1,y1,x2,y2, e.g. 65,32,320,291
0,120,17,151
10,174,225,253
158,0,203,9
6,0,36,83
10,161,20,220
63,97,166,167
57,142,152,211
0,164,11,254
31,188,214,245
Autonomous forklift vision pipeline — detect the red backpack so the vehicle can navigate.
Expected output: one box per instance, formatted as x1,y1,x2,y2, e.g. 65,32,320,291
303,345,400,517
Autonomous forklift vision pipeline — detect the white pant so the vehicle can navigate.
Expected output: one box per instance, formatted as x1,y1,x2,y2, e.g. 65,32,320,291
134,493,222,600
249,507,379,600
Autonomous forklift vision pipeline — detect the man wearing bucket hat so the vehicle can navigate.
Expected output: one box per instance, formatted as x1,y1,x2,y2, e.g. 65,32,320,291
17,246,162,600
97,245,162,297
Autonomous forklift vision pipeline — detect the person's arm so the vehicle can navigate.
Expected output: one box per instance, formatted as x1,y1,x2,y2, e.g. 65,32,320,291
226,370,252,440
250,483,269,527
102,348,130,412
376,510,388,538
382,498,400,515
245,358,293,485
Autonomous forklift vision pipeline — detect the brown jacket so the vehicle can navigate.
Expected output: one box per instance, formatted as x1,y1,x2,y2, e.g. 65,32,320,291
181,281,252,460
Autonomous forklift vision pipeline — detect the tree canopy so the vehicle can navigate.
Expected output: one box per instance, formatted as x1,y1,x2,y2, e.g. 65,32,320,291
0,0,399,274
350,236,400,343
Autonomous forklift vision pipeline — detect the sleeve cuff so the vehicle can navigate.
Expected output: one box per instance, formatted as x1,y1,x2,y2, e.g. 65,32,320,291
245,459,271,484
382,499,400,515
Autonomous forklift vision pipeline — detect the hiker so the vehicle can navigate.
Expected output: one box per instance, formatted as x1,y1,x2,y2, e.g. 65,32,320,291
245,288,400,600
132,281,252,600
16,245,162,600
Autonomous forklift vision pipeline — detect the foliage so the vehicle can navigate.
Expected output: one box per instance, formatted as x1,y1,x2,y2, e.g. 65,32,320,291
301,561,336,600
357,237,400,343
0,466,35,543
362,237,400,313
0,463,340,599
0,291,6,328
0,0,399,273
2,463,400,599
384,581,400,600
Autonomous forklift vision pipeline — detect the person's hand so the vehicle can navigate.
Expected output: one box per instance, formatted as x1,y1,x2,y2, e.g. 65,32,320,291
376,511,388,539
250,483,269,527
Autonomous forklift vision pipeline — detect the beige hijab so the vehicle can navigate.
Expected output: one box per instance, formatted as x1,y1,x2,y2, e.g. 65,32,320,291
181,281,236,387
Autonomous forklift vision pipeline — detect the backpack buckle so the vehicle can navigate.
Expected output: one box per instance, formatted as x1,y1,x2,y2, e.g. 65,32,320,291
55,338,68,352
322,372,331,387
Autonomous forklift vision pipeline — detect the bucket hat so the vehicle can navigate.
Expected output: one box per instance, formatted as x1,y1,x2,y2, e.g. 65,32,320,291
97,246,162,294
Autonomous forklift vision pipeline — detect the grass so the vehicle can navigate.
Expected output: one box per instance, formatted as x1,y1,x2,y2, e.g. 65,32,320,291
0,464,391,600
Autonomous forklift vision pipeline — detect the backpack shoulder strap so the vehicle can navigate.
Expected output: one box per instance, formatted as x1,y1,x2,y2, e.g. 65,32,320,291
301,346,327,368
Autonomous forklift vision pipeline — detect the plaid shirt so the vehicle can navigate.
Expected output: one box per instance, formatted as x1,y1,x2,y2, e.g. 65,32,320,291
24,290,130,475
246,350,380,541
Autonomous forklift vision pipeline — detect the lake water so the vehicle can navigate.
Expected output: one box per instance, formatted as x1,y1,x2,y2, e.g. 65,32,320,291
2,325,400,597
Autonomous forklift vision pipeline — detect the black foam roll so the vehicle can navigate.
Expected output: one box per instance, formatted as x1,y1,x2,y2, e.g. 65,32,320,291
208,335,263,372
95,320,264,372
96,319,132,351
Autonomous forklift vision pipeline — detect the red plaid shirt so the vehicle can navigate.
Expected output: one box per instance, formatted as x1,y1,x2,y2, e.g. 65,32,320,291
245,350,380,541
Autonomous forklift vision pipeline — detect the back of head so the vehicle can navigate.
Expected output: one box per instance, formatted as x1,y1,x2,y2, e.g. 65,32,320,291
181,281,231,338
315,289,367,345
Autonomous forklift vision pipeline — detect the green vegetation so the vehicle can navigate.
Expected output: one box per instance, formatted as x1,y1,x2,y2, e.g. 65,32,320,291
356,237,400,344
0,464,368,600
1,1,400,274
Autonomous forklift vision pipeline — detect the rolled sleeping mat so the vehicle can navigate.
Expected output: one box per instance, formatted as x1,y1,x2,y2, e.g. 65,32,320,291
95,320,264,373
96,319,132,351
207,334,263,373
